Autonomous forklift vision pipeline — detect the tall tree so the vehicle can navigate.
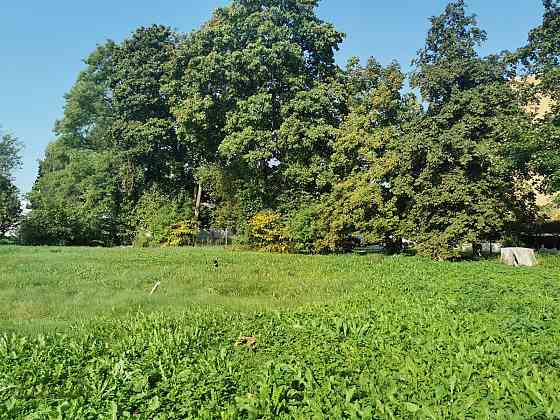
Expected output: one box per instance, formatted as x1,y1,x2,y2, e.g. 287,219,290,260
0,132,22,178
21,145,121,246
168,0,346,214
25,28,185,245
109,26,184,199
518,0,560,103
0,132,22,238
403,0,534,259
54,42,116,150
0,176,21,237
23,43,124,245
517,0,560,191
317,58,416,251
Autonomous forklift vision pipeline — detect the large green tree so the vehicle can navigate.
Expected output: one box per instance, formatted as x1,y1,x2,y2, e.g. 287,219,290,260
0,132,22,238
109,26,186,200
517,0,560,192
24,28,186,245
22,42,124,245
168,0,346,215
0,176,21,238
403,0,535,259
21,144,121,246
24,0,549,254
518,0,560,103
0,132,22,178
54,42,116,150
314,58,416,251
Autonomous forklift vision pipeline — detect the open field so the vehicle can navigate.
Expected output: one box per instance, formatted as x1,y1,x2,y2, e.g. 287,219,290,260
1,246,560,418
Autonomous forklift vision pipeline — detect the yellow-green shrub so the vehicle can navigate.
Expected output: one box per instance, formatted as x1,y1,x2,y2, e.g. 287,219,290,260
248,211,289,252
164,221,199,247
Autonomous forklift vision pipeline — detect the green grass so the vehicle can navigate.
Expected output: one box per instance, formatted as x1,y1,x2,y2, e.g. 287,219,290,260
1,246,560,418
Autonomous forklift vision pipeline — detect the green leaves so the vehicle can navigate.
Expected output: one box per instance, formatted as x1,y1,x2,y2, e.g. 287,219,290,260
398,1,537,259
0,132,22,238
2,252,560,417
515,1,560,193
0,179,21,238
22,0,557,257
20,148,121,246
170,0,345,206
0,132,22,179
311,59,412,252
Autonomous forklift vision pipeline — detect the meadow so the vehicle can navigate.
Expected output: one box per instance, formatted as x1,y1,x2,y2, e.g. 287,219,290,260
1,246,560,418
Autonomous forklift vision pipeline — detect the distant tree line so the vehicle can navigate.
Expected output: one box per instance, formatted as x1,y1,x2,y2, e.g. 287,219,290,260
3,0,559,259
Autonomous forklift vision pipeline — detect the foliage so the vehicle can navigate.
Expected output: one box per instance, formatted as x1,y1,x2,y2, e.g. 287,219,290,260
517,0,560,104
53,42,116,150
194,164,251,233
164,220,199,247
25,28,195,246
21,43,123,246
402,0,536,259
168,0,346,210
0,176,21,237
132,229,154,248
248,211,289,252
18,202,79,246
0,132,23,178
322,58,415,252
1,246,560,417
516,0,560,192
285,202,327,253
0,132,22,238
20,147,121,246
22,0,557,259
110,26,186,199
132,189,193,246
410,0,489,108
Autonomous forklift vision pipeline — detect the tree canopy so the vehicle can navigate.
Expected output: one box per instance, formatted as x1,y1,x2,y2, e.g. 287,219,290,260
0,131,23,238
400,0,535,258
516,0,560,192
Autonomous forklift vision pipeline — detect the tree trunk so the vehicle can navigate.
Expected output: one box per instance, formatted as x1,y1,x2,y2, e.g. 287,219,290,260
472,242,482,258
194,183,203,220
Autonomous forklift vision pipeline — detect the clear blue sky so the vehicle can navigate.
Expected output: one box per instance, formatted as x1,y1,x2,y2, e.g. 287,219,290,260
1,0,544,194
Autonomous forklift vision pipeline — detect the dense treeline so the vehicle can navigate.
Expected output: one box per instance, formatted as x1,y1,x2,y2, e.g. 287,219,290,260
11,0,560,259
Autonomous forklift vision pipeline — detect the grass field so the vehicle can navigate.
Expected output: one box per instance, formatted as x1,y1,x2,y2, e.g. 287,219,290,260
1,246,560,418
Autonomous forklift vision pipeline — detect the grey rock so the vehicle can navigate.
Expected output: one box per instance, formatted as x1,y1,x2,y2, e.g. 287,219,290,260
501,248,538,267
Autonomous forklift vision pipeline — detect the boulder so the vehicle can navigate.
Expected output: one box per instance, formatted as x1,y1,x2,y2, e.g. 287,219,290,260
501,247,538,267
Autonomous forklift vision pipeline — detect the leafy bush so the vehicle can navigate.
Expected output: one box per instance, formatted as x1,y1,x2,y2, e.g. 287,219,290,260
164,221,199,246
414,235,463,261
285,204,328,254
18,205,80,246
132,189,192,246
19,149,121,246
0,175,21,238
248,211,289,252
132,230,153,248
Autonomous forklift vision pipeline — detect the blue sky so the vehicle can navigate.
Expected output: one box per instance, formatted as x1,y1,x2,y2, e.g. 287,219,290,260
1,0,544,194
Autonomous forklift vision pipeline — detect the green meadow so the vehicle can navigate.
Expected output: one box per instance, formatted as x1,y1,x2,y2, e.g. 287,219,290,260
1,246,560,418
